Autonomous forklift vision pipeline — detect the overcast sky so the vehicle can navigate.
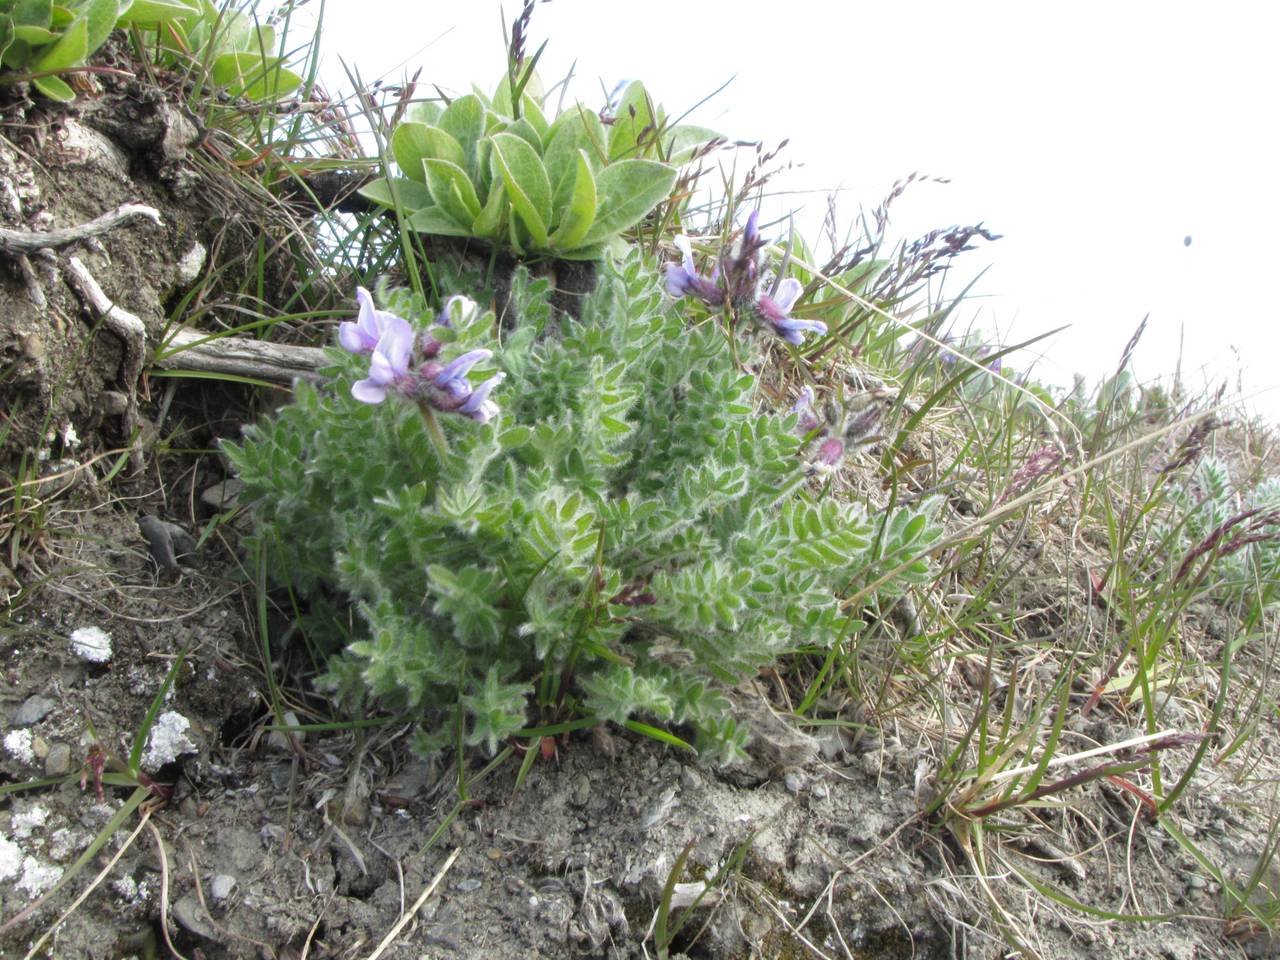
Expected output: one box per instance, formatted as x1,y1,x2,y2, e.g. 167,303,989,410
309,1,1279,419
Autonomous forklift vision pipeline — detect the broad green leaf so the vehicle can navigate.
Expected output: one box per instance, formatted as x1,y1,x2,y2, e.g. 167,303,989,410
548,150,596,251
13,25,56,43
607,80,657,162
438,94,484,178
79,0,117,56
663,124,721,164
503,115,542,155
391,122,464,183
32,13,85,71
33,71,75,100
356,176,433,211
12,0,52,28
490,131,551,248
581,159,676,245
405,100,443,125
0,21,14,66
116,0,199,24
555,242,606,262
543,106,606,192
471,176,507,238
408,206,474,237
212,8,254,53
422,157,481,224
210,51,300,99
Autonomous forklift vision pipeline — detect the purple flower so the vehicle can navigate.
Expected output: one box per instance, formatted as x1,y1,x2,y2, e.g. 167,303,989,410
340,287,404,354
664,235,724,306
792,387,824,434
422,349,506,423
352,316,414,404
816,437,845,466
756,278,827,345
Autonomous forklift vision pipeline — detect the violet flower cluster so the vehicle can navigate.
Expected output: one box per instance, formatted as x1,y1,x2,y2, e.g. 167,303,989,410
338,288,504,424
791,386,887,470
665,211,828,346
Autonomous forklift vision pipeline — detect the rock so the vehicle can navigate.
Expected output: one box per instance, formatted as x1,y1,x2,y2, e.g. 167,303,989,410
679,766,703,791
171,893,221,942
209,874,236,902
569,772,591,807
200,478,244,512
455,877,482,893
44,743,71,776
13,695,56,726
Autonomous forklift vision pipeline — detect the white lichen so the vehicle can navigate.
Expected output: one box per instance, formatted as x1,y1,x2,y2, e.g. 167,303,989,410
141,711,197,770
4,728,34,764
0,835,21,882
11,804,49,839
17,856,62,895
69,625,112,663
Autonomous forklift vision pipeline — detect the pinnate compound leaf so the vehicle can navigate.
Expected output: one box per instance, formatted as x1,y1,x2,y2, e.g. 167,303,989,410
580,159,676,245
490,131,551,248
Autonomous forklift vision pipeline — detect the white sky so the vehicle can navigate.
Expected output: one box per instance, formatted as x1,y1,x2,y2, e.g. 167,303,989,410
308,0,1280,420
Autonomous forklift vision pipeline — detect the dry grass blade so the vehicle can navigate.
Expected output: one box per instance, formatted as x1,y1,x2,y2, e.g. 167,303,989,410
364,847,461,960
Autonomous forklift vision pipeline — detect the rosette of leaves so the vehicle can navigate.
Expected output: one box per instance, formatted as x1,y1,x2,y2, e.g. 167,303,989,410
147,0,302,99
0,0,121,100
226,254,943,763
359,79,715,261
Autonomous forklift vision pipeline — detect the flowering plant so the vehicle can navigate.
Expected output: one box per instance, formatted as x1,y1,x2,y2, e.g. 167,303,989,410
225,253,942,762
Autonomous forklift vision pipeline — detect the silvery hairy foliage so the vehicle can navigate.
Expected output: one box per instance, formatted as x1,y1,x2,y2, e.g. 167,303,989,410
225,250,943,763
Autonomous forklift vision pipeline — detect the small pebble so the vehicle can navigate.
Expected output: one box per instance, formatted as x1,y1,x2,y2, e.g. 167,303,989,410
31,736,50,760
44,743,71,777
12,695,56,727
1187,875,1206,890
784,771,806,794
679,766,703,791
569,772,591,807
485,847,502,862
209,874,236,902
455,878,482,893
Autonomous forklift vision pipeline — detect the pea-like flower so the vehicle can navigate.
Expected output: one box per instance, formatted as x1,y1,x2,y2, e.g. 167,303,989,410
340,287,404,354
343,288,505,423
665,211,827,346
756,278,827,346
351,315,415,404
664,235,724,306
421,349,506,424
